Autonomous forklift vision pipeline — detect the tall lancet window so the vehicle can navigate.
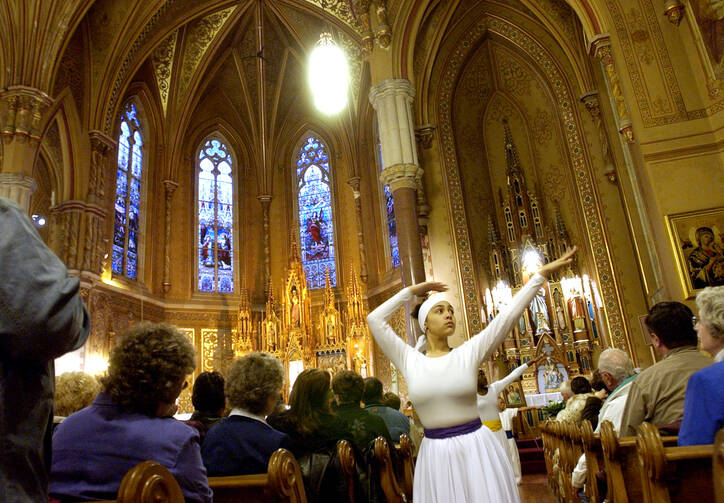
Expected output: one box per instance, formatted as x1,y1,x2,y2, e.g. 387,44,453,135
112,102,143,280
376,137,400,268
197,137,235,293
295,134,337,289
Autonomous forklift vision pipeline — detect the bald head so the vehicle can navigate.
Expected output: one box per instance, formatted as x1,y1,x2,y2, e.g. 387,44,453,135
597,348,634,389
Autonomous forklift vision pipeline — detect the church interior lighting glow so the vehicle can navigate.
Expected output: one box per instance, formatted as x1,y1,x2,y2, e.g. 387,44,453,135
308,32,349,115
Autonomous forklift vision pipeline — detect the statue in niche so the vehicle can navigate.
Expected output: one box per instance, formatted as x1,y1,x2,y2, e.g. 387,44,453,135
529,288,549,335
290,286,300,327
266,320,277,351
353,346,367,377
568,294,587,331
552,288,567,330
326,314,337,345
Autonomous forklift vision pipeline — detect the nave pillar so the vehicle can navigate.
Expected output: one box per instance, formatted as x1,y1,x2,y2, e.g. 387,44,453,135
369,79,426,344
0,87,53,211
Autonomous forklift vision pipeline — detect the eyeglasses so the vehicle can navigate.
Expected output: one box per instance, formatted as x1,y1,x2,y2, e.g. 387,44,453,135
692,316,699,328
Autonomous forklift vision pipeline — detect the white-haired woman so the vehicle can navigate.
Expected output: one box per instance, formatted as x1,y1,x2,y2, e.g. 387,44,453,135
679,285,724,445
366,248,576,503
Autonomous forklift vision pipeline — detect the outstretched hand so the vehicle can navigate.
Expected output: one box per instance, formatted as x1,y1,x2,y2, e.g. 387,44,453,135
409,281,448,297
538,246,577,279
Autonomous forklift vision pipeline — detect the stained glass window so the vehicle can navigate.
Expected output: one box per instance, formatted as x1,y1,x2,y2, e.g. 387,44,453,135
112,102,143,280
376,137,400,268
197,138,234,293
295,135,336,289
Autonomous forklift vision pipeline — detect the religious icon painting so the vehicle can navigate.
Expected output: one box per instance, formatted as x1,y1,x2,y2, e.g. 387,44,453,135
503,381,527,409
666,206,724,298
685,1,724,81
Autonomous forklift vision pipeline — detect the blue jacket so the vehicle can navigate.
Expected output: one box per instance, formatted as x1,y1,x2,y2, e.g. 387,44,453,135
678,360,724,446
0,198,90,503
202,415,290,476
50,393,212,502
364,403,410,442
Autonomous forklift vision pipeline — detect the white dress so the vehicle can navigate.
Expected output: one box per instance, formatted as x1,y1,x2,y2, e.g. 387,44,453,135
476,363,529,484
366,273,546,503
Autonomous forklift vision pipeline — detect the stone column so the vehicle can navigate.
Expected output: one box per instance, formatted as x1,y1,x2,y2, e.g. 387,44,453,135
369,79,426,343
589,35,635,143
162,180,178,293
83,132,115,276
258,195,272,294
580,93,617,184
347,176,368,284
0,87,52,211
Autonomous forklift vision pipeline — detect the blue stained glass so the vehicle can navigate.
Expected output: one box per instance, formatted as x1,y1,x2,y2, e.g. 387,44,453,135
384,185,400,268
296,135,336,289
112,102,143,280
197,138,234,293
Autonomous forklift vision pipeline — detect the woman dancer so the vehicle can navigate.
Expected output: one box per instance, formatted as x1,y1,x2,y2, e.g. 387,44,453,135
477,354,543,484
366,248,576,503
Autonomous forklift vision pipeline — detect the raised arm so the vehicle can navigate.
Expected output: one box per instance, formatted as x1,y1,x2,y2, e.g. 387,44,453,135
467,247,577,365
0,198,90,361
366,288,415,371
489,363,529,397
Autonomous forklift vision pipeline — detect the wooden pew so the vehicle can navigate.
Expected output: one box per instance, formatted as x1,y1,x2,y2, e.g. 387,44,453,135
636,422,714,503
337,439,356,503
715,428,724,503
599,420,677,503
87,461,184,503
374,436,408,503
579,419,604,503
539,421,559,499
208,448,307,503
397,434,415,502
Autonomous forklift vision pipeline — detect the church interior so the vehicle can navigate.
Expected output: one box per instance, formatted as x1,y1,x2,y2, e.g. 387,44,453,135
1,0,723,498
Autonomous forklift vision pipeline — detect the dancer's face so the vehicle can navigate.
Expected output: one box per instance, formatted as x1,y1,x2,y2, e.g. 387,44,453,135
424,301,455,337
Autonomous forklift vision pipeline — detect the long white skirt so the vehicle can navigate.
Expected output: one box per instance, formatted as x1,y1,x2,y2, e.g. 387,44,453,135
414,424,520,503
489,428,522,484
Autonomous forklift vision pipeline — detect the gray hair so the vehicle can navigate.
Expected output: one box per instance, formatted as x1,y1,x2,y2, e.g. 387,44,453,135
226,352,284,415
559,379,572,396
696,286,724,338
597,348,635,386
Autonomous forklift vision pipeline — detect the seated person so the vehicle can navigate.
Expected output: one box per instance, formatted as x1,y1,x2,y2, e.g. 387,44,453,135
50,323,211,503
679,286,724,446
185,371,225,438
333,371,394,454
363,377,410,442
580,370,608,430
620,301,712,436
556,376,593,422
54,372,100,423
383,391,402,411
202,353,288,475
268,369,349,502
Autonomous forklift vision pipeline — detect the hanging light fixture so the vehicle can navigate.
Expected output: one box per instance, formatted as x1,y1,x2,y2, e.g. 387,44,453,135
309,4,349,115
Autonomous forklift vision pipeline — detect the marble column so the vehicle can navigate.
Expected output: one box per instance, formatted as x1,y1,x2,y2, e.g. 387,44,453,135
0,87,52,211
162,180,178,293
258,195,272,294
347,176,368,284
370,79,426,343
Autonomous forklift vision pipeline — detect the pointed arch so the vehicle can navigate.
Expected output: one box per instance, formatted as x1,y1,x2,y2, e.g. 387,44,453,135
196,131,237,294
293,131,338,289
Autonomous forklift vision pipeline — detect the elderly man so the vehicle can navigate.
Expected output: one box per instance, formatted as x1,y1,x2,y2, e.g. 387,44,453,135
619,302,711,436
0,198,90,503
571,348,636,492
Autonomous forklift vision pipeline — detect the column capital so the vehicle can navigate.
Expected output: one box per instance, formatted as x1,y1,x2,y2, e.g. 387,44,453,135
579,91,601,118
369,78,415,107
414,124,436,150
89,130,117,151
0,173,37,211
257,194,272,207
347,176,361,197
0,86,53,142
588,33,612,59
380,164,423,191
163,179,179,195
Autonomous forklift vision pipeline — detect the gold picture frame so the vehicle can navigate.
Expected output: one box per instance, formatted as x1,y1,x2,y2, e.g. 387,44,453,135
665,207,724,299
503,381,527,409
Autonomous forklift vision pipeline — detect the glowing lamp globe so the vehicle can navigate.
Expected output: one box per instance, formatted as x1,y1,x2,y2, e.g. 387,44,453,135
309,32,349,115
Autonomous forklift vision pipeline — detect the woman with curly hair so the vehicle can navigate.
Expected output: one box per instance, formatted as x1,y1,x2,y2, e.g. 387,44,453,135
49,322,211,503
54,371,101,419
202,352,289,475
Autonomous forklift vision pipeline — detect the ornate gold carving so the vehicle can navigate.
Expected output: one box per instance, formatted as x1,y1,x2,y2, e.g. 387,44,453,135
318,271,343,349
414,125,436,150
580,92,617,184
590,36,634,143
439,18,629,351
180,7,235,96
235,288,256,355
258,195,272,291
498,54,531,96
151,31,178,114
532,110,553,145
201,329,218,373
346,178,368,283
305,0,360,32
663,0,684,26
375,2,391,48
0,87,52,142
379,163,423,191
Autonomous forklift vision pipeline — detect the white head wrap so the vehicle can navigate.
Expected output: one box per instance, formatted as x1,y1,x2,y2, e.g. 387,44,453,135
417,293,450,332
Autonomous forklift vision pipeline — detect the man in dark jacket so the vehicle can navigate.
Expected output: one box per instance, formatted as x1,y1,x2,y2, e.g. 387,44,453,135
0,197,91,502
363,377,410,442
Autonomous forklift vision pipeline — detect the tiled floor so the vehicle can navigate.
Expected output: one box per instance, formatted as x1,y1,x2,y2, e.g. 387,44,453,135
519,473,555,503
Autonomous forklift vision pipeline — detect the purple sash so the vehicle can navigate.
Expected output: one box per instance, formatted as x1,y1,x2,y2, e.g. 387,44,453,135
424,419,482,439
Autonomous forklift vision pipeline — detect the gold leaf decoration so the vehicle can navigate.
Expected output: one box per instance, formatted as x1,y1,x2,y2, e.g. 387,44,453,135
151,30,178,114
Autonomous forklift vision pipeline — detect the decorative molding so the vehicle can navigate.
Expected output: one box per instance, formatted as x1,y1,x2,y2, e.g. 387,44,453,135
162,180,178,293
379,163,423,191
258,195,272,292
347,177,368,283
414,124,436,150
580,92,617,184
0,86,53,142
179,7,235,97
663,0,684,26
151,30,178,114
438,16,629,351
